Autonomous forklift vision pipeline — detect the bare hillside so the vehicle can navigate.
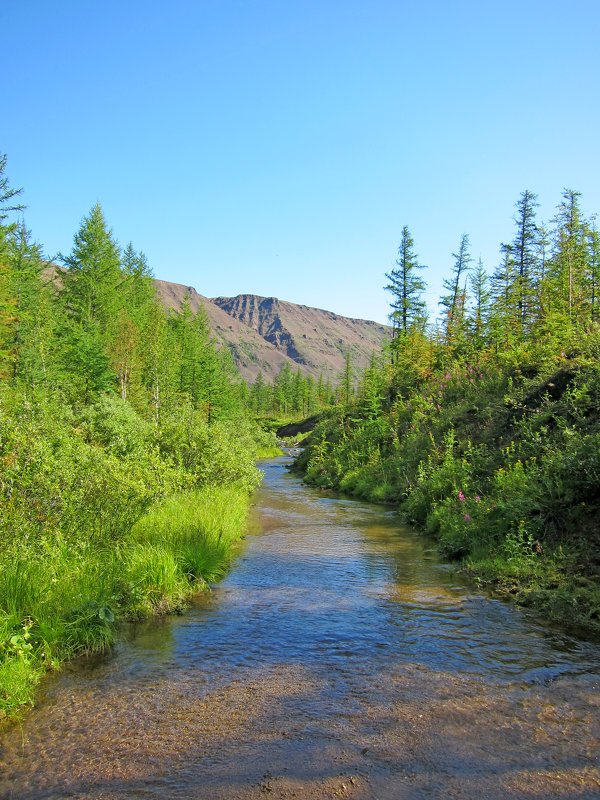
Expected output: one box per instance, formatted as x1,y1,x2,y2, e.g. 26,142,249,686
155,281,390,383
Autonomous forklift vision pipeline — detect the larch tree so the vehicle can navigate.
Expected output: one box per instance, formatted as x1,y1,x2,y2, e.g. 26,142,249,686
585,221,600,325
548,189,589,326
59,203,124,399
511,190,540,332
468,257,491,353
0,154,25,376
439,233,472,352
489,243,518,351
341,352,354,405
385,226,427,358
7,223,52,384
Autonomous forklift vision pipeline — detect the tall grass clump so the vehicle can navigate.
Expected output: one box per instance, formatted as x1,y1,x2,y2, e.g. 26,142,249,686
131,485,250,586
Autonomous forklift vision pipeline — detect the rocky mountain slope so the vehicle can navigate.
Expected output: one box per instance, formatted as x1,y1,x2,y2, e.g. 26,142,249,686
154,280,389,383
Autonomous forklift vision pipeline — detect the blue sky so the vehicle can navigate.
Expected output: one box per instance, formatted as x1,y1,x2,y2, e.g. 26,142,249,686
2,0,599,324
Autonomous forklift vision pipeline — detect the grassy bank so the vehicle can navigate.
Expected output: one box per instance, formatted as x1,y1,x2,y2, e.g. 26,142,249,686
0,485,249,723
0,391,272,724
295,342,600,635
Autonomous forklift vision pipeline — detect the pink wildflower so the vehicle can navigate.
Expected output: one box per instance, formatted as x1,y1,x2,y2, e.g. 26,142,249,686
475,495,481,502
458,490,465,502
464,514,471,521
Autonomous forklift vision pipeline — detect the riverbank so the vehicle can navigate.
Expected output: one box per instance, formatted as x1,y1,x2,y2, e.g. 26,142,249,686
0,392,276,725
294,347,600,637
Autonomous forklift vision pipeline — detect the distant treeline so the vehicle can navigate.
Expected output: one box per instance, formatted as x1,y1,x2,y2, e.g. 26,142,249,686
247,357,355,418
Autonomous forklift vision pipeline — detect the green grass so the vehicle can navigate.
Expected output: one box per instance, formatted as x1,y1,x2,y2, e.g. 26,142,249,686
0,486,249,724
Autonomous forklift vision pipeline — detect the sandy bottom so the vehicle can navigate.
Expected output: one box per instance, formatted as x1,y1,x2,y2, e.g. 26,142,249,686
1,659,599,800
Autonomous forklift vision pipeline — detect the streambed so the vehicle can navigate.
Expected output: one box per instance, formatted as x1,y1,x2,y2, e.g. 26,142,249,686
1,457,599,799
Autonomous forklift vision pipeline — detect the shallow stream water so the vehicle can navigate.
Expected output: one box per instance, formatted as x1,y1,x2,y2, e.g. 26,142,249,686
1,457,599,799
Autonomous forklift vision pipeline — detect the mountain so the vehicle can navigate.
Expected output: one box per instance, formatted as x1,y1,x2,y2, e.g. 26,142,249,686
154,280,390,384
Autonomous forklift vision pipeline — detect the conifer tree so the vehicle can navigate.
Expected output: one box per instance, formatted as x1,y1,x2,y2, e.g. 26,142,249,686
439,233,472,351
7,223,52,384
113,243,157,403
385,226,427,349
549,189,589,326
61,203,123,331
142,299,173,424
316,372,327,406
0,155,25,375
59,204,123,399
534,221,551,318
250,370,268,415
341,352,354,404
274,363,293,414
468,257,490,352
586,222,600,324
292,367,304,413
489,243,517,350
511,191,540,331
358,351,385,420
0,153,25,223
304,373,316,415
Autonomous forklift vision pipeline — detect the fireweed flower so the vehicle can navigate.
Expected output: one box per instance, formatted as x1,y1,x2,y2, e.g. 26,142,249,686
458,490,465,502
464,514,471,521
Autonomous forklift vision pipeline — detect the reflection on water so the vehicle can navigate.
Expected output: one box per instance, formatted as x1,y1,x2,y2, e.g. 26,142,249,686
1,457,599,800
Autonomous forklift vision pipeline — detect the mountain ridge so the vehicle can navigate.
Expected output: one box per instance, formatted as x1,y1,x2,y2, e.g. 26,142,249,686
154,280,390,383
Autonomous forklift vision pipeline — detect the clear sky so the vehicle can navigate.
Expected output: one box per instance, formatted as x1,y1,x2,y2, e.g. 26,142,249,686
2,0,599,324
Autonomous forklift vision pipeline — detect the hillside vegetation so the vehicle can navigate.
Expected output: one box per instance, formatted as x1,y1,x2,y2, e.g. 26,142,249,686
296,191,600,635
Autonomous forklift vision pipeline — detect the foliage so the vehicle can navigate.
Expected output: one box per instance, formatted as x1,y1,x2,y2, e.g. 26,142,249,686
297,188,600,635
0,153,273,723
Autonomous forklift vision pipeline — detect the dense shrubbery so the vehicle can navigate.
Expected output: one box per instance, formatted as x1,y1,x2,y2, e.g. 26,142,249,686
0,390,266,722
297,342,600,633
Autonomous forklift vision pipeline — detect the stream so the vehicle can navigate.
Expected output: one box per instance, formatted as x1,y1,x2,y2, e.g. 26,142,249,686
1,456,599,799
